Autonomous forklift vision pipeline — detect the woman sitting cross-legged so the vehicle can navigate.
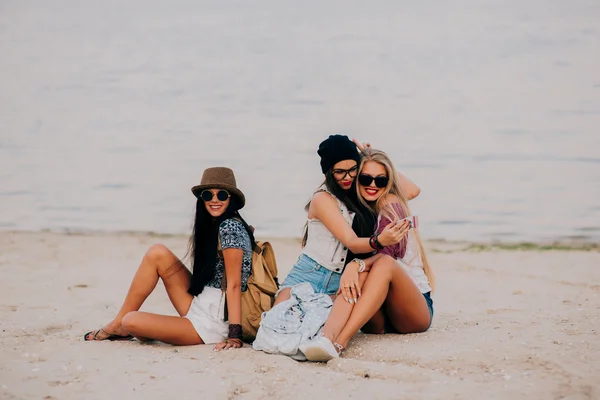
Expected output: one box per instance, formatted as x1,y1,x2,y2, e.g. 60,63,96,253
84,167,254,350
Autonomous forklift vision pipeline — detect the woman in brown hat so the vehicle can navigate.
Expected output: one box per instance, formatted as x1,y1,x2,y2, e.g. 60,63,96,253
84,167,253,350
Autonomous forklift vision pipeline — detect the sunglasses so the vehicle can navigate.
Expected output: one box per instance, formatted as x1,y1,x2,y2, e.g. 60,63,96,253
200,189,230,202
358,174,389,188
332,165,358,180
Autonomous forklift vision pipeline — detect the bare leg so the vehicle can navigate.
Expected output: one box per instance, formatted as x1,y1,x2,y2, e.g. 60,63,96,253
121,312,203,345
360,307,386,334
334,257,430,348
273,287,291,307
320,272,369,343
85,244,193,339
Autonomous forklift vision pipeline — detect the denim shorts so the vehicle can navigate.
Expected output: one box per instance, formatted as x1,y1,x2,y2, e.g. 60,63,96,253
280,254,341,296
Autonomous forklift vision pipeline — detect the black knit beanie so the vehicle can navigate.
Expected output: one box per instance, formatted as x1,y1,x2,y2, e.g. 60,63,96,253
317,134,361,174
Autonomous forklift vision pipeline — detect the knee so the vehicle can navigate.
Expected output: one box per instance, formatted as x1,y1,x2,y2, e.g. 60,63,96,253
371,255,396,277
413,317,433,333
121,311,141,333
145,245,179,276
273,288,291,306
145,244,171,263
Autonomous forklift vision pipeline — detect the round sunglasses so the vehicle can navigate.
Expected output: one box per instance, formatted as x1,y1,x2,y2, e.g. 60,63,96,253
358,174,389,188
200,189,230,202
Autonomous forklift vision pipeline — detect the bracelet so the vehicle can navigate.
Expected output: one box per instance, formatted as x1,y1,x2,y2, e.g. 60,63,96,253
369,234,378,250
352,258,366,273
373,234,384,250
228,323,242,340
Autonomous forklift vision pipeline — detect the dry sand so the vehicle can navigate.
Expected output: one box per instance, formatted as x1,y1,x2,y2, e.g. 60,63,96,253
1,231,598,400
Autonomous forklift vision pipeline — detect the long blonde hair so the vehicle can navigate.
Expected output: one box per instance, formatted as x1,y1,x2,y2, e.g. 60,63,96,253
357,148,435,290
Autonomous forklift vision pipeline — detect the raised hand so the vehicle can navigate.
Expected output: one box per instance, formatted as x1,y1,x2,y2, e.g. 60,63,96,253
352,138,372,151
377,219,411,247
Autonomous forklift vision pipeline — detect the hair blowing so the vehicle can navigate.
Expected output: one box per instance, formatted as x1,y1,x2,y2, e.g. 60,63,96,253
357,148,435,290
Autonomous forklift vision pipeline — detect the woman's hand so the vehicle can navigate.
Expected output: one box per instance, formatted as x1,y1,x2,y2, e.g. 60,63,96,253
214,338,243,351
352,139,372,151
377,219,411,247
337,262,361,304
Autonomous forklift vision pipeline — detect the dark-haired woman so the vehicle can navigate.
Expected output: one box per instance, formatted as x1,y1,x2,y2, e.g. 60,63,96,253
274,135,420,304
84,167,253,350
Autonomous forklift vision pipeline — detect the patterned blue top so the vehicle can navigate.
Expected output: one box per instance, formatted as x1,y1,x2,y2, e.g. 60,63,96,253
205,219,253,292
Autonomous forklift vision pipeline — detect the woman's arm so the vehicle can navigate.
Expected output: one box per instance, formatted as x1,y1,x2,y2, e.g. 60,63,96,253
214,220,247,350
397,171,421,200
222,248,243,326
310,192,405,254
338,253,385,303
376,199,408,259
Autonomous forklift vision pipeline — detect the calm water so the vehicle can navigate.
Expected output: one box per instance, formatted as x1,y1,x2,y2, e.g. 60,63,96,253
1,1,599,242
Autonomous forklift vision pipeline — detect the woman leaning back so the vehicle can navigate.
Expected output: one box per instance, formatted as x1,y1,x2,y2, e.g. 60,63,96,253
84,167,254,350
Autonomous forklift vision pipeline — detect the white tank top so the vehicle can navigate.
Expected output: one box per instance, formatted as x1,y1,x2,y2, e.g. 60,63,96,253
302,185,355,273
395,233,432,293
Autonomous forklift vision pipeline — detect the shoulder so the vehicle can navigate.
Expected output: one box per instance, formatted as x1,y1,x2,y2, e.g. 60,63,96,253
383,193,402,204
219,218,246,234
219,218,249,249
380,195,404,212
310,191,342,215
378,198,406,222
311,190,338,206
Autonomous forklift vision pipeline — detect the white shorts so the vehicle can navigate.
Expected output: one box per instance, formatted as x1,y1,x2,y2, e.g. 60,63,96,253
184,287,228,344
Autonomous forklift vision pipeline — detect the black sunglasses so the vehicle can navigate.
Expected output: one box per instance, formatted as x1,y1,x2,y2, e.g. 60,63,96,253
358,174,389,188
332,165,358,180
200,189,230,202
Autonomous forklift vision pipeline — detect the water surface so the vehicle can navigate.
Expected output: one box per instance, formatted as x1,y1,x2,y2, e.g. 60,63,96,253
1,1,599,242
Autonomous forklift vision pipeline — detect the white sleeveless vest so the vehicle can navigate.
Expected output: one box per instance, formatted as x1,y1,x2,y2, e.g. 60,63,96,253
302,185,355,273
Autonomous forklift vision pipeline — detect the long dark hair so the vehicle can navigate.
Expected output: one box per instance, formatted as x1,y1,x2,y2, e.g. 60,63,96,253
301,169,376,248
187,195,255,296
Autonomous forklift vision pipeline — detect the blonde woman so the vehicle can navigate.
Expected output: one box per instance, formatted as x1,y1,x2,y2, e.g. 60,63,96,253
300,148,434,361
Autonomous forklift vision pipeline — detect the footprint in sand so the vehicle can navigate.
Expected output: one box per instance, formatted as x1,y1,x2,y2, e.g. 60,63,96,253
42,324,71,335
47,381,70,387
67,284,89,290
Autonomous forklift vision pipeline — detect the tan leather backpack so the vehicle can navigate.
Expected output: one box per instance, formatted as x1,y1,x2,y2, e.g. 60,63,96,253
220,239,279,342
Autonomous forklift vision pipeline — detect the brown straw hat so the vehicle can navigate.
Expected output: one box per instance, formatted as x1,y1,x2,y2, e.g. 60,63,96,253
191,167,246,209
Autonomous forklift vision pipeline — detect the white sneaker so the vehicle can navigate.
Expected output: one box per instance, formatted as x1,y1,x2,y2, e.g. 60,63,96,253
300,335,340,362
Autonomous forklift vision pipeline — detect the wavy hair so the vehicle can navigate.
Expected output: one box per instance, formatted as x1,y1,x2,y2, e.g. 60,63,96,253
357,148,435,289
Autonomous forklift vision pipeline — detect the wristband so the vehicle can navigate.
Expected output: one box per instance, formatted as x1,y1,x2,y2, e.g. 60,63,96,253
373,234,384,250
369,234,378,250
352,258,366,273
228,323,243,340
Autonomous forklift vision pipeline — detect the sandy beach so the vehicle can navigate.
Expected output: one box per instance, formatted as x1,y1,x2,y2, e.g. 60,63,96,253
0,231,598,399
